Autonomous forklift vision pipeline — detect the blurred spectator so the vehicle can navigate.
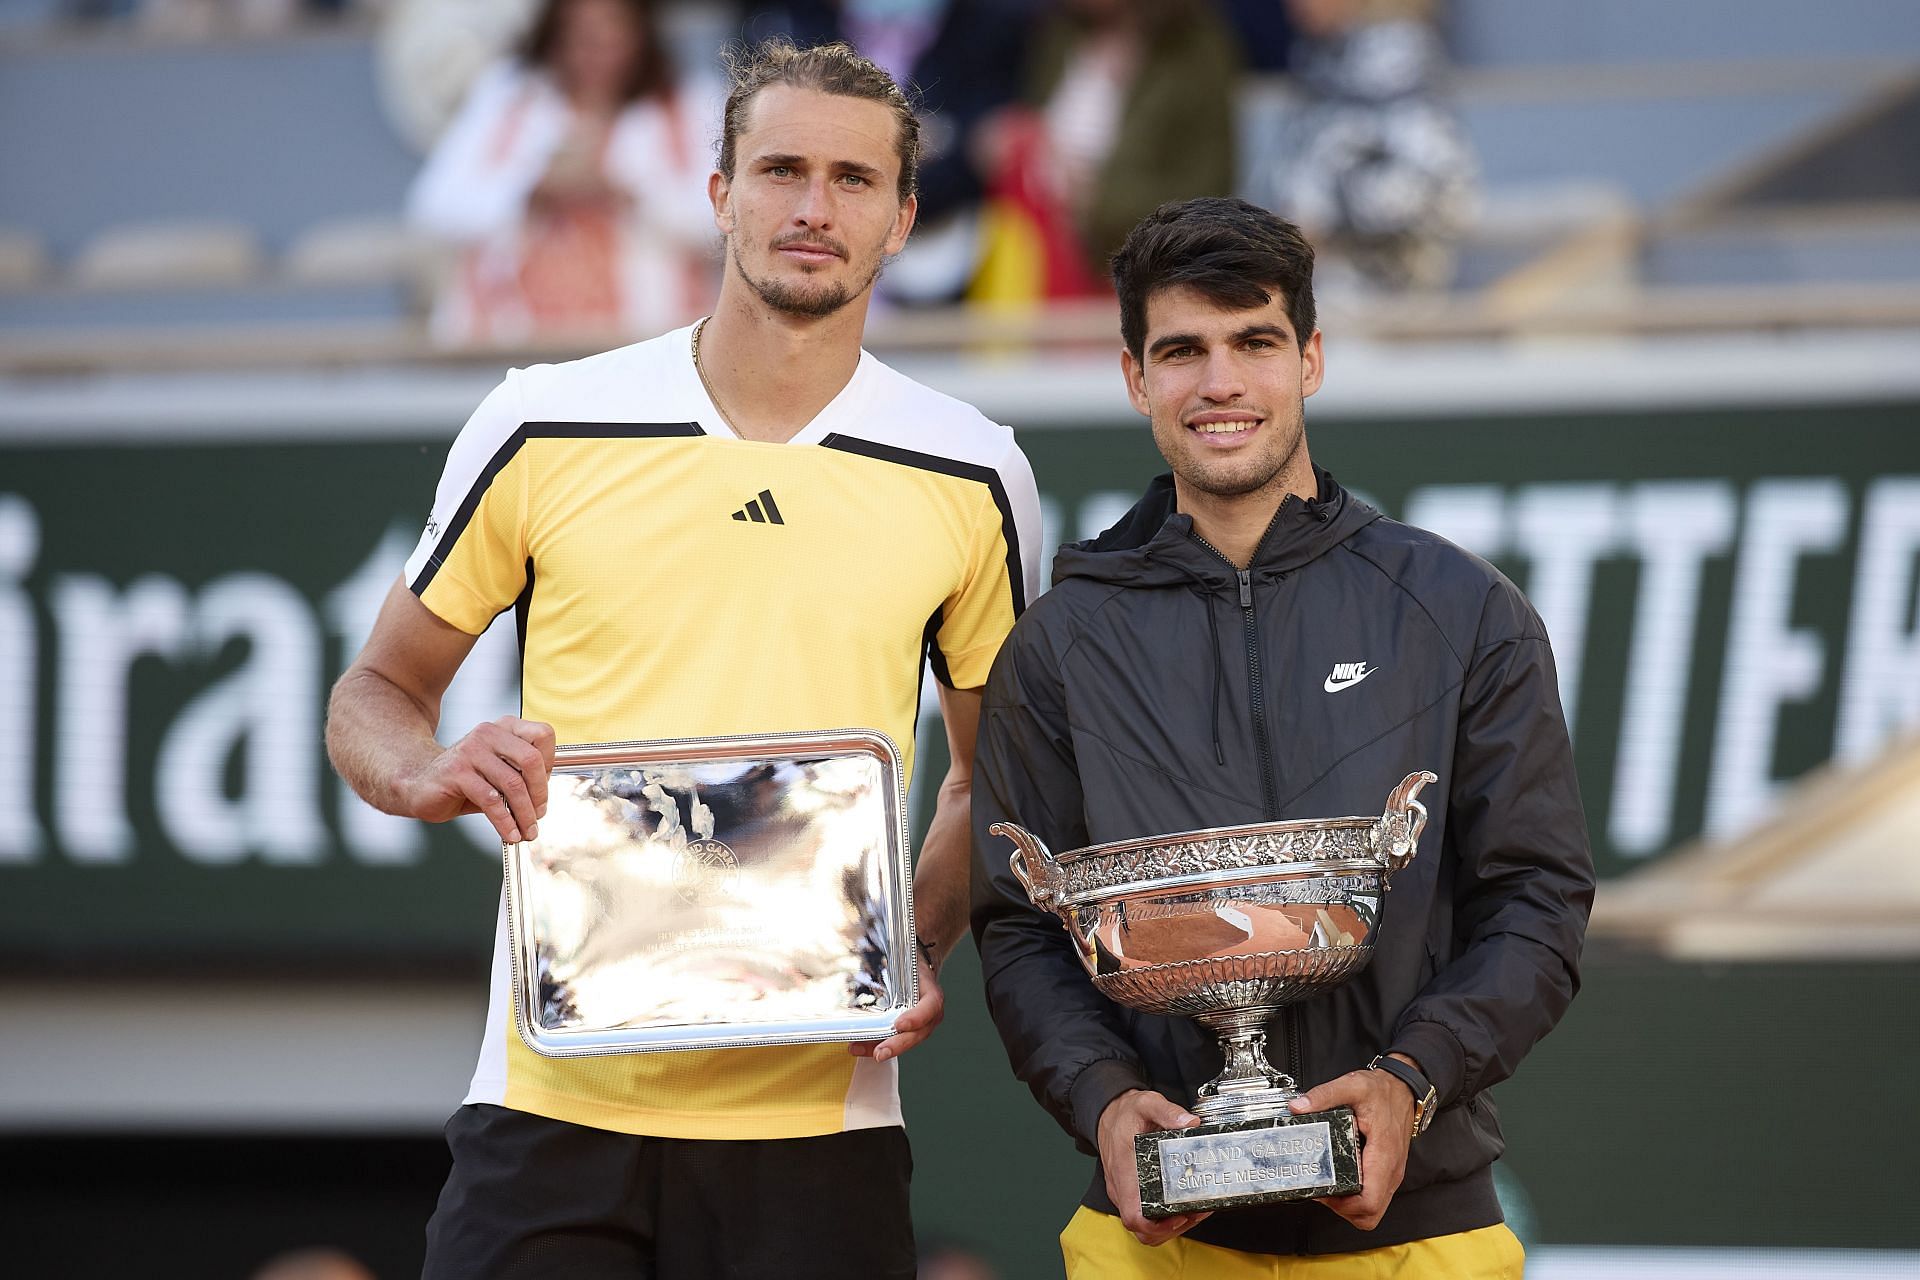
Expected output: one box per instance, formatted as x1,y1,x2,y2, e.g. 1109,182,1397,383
1258,0,1477,291
970,0,1239,304
406,0,718,345
68,0,359,35
752,0,1030,305
1217,0,1295,71
918,1237,1001,1280
250,1247,377,1280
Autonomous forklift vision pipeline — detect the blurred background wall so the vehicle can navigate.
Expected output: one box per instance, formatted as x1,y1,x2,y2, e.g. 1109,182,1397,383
2,1,1917,1276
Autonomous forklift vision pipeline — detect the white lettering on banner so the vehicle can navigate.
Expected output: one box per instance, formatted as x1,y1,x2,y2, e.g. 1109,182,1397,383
10,496,524,869
1076,491,1138,544
52,574,191,862
1611,482,1737,855
1402,485,1507,559
0,496,45,863
1706,479,1850,837
4,473,1919,873
1398,476,1920,852
1834,478,1920,762
157,574,327,866
1512,485,1622,739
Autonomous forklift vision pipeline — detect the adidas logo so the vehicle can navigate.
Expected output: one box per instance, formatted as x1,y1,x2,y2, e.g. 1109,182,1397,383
730,489,786,525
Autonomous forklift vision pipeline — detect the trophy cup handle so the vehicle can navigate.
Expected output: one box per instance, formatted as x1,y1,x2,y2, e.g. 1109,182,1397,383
991,822,1059,911
1372,770,1439,885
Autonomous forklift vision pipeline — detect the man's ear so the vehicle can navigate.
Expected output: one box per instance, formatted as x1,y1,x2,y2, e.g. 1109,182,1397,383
1301,329,1325,398
884,193,919,257
1121,347,1151,419
709,170,733,236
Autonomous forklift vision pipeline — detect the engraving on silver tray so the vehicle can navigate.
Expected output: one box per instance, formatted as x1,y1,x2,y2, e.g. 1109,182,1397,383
672,837,740,905
1158,1121,1335,1206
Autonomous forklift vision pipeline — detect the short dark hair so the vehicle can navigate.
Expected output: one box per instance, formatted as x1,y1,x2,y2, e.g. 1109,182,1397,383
521,0,674,104
1111,197,1317,361
717,39,920,201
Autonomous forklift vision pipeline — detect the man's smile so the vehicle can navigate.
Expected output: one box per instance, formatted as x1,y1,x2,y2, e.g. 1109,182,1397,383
1186,410,1263,443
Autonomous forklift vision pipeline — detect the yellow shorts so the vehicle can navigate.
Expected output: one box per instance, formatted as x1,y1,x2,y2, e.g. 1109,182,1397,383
1059,1205,1526,1279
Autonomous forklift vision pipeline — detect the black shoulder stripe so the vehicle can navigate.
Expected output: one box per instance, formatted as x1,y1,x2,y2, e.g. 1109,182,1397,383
513,556,536,666
922,605,955,689
410,422,705,598
524,421,704,439
819,433,1027,616
410,426,527,597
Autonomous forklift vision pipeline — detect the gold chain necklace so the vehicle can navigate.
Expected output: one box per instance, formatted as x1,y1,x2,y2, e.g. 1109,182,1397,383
690,317,743,436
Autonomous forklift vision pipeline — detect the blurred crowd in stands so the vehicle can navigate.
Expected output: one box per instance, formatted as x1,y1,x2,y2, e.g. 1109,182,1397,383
400,0,1475,342
5,0,1480,346
32,0,360,35
405,0,719,342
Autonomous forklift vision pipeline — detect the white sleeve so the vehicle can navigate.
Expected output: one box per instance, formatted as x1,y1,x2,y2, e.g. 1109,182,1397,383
402,368,529,604
997,433,1046,616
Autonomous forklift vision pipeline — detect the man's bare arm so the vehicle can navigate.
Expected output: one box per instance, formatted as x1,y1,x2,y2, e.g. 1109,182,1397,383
847,682,981,1063
326,578,555,842
915,682,983,967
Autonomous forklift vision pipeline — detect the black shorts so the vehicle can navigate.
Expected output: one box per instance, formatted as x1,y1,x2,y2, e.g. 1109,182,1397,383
422,1104,916,1280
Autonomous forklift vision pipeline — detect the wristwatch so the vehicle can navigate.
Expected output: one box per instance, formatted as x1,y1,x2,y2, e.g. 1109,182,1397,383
1369,1054,1439,1136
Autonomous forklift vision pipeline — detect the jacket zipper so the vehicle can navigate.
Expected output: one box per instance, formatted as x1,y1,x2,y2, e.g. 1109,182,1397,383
1235,567,1282,822
1191,534,1299,1090
1189,537,1281,819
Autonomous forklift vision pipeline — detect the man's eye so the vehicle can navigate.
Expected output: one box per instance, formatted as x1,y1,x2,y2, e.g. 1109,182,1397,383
768,165,793,178
841,173,868,187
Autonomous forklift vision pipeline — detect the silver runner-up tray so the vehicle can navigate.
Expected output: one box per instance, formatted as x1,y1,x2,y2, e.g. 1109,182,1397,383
503,730,917,1057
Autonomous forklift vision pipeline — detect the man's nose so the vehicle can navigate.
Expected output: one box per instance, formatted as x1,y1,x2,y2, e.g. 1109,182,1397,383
1199,350,1245,401
792,175,835,228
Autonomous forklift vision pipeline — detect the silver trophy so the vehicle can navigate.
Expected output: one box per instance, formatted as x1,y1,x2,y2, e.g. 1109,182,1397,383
990,770,1435,1218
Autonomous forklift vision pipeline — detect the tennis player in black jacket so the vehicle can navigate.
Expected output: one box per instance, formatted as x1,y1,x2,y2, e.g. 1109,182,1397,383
971,197,1593,1278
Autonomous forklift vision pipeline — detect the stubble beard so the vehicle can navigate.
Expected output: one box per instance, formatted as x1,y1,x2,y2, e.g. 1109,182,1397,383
730,238,885,320
1164,402,1308,499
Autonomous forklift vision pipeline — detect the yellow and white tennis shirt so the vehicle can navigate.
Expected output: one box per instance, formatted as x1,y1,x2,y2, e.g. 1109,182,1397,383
402,323,1042,1140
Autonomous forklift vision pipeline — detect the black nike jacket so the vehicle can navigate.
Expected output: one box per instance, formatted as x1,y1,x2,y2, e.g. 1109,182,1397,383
970,468,1595,1256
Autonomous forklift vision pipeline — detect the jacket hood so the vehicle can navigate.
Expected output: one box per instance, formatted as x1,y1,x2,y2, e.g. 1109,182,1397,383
1052,466,1382,589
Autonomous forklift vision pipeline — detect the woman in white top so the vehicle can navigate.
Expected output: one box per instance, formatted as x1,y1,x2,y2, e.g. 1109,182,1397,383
408,0,718,345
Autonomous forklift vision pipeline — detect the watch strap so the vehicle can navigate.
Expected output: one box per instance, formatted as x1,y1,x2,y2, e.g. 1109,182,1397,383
1369,1054,1438,1134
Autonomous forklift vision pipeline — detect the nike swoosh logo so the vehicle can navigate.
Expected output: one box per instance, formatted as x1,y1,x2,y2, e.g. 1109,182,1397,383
1324,667,1377,693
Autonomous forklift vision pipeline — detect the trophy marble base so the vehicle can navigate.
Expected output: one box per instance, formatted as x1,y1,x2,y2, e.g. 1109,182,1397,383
1136,1107,1362,1219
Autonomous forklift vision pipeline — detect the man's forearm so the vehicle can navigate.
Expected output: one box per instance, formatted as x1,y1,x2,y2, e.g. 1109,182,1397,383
913,775,973,966
325,666,445,818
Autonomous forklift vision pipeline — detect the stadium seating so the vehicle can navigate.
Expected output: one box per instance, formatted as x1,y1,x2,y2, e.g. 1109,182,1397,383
0,0,1913,362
